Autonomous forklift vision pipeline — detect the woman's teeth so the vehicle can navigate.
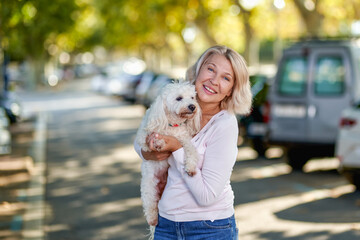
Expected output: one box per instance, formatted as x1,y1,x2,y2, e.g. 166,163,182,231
204,85,216,94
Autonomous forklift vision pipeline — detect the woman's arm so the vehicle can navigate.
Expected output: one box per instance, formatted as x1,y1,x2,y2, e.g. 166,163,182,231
173,121,239,206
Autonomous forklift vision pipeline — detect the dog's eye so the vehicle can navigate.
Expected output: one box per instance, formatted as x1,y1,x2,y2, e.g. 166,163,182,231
176,97,183,101
191,97,194,99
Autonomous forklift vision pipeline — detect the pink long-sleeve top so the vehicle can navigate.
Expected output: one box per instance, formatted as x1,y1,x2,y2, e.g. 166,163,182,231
134,110,239,222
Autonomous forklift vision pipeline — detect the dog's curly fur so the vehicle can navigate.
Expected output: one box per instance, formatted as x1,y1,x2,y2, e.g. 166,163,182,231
135,80,201,229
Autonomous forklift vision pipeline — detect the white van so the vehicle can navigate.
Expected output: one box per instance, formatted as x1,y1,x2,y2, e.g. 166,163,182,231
267,39,360,170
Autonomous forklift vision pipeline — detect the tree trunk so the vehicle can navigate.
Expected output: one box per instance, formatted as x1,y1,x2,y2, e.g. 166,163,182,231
26,58,45,90
230,0,259,66
241,8,259,67
178,34,192,67
194,18,218,46
193,0,218,46
293,0,324,37
0,48,4,94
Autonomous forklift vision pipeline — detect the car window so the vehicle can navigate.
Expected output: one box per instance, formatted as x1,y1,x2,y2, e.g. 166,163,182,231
278,57,307,96
314,56,345,95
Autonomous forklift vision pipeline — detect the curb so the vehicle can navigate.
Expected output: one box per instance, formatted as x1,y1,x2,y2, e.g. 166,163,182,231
21,112,47,240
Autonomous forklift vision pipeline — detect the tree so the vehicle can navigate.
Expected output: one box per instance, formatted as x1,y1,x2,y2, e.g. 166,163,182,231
293,0,324,37
1,0,80,89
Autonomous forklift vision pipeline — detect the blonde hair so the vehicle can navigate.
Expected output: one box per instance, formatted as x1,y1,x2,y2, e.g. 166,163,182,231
186,45,252,115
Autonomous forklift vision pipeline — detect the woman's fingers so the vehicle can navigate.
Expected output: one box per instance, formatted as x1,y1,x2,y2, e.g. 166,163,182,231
146,133,182,152
142,149,171,161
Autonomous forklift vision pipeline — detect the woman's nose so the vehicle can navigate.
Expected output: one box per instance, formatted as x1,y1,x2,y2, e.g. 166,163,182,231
210,75,220,85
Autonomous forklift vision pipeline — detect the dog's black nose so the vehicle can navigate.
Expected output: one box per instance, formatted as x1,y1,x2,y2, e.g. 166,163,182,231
188,104,196,112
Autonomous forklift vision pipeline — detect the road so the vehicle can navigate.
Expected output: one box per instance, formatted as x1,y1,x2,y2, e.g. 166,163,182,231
19,78,360,240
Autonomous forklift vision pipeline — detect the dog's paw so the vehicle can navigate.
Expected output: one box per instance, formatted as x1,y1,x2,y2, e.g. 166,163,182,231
185,164,197,176
147,216,158,226
153,139,165,151
185,170,197,177
184,161,197,177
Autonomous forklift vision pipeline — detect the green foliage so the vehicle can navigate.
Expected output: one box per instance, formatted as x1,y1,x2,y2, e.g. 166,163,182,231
1,0,80,60
2,0,360,64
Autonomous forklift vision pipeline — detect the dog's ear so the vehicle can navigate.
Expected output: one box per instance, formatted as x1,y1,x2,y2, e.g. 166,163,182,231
186,106,202,136
146,95,168,131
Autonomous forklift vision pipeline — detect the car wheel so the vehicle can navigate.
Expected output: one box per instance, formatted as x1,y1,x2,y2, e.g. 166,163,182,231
286,147,310,171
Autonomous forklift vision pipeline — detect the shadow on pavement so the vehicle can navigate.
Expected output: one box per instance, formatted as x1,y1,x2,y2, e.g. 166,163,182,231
275,192,360,223
44,102,149,240
249,229,360,240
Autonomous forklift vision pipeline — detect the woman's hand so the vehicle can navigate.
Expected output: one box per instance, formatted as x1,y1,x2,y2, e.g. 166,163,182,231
147,133,182,152
141,133,182,161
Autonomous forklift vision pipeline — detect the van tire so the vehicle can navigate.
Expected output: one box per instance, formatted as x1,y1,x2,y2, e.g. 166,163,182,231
251,138,267,157
286,147,309,171
342,172,360,191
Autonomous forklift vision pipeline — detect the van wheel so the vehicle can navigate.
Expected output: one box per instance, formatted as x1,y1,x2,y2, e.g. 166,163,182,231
286,148,309,171
342,172,360,191
251,138,267,157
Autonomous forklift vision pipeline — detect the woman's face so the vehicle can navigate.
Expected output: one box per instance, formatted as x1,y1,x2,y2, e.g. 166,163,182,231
195,54,234,109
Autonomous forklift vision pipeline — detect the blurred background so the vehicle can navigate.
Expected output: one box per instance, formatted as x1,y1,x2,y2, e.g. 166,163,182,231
1,1,360,240
2,0,360,90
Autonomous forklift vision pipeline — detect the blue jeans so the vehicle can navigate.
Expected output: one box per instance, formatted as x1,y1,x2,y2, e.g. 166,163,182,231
154,215,239,240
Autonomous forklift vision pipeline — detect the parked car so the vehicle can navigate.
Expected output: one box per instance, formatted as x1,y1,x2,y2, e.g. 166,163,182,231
135,71,159,105
0,91,22,123
91,61,144,103
0,107,11,154
142,74,173,108
267,39,360,170
91,68,108,93
106,72,143,101
121,73,144,103
335,102,360,190
239,74,270,157
74,63,99,78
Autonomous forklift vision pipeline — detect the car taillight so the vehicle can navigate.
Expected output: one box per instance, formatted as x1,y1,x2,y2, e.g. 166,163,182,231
339,118,357,127
262,101,270,123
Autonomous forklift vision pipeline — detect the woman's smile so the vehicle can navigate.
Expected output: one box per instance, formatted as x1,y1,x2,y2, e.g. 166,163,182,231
203,84,217,94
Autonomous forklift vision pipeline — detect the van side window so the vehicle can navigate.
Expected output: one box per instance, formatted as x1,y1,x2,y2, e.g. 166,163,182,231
314,56,345,95
278,57,307,96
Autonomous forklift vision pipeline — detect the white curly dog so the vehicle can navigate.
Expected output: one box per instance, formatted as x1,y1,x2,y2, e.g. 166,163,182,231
135,80,201,228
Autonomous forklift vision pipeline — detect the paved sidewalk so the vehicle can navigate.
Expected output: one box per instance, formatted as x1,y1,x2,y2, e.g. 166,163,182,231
0,113,47,240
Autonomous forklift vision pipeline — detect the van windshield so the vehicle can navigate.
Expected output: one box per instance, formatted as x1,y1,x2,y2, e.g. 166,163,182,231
278,57,307,96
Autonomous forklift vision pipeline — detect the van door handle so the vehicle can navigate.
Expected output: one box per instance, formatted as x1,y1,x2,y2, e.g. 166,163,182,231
308,105,317,118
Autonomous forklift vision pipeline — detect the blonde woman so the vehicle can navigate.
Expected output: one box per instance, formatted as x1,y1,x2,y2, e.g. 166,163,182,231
135,45,252,239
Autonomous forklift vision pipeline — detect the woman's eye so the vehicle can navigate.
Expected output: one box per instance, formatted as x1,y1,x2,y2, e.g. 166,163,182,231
208,67,214,72
224,77,230,81
176,97,183,101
